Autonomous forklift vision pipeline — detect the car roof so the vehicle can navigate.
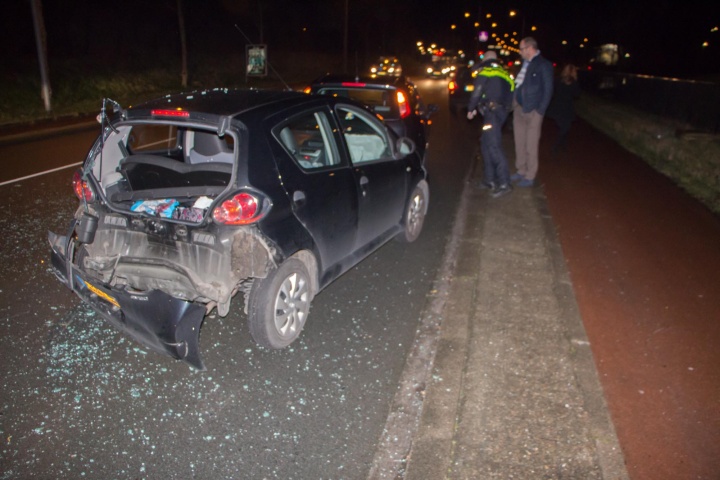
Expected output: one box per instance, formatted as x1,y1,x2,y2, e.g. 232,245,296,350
310,74,411,91
120,87,381,129
125,88,310,119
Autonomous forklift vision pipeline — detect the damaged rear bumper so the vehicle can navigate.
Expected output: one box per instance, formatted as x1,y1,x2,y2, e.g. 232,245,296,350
49,229,207,370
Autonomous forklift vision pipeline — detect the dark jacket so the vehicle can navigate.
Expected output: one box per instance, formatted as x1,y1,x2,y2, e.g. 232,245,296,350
547,78,581,128
514,53,554,115
467,59,514,114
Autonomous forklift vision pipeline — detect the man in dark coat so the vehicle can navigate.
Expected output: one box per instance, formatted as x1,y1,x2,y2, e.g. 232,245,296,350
467,50,515,198
511,37,554,187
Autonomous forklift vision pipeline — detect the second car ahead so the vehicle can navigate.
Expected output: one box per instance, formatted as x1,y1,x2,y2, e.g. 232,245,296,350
306,74,437,161
448,63,475,115
48,89,429,370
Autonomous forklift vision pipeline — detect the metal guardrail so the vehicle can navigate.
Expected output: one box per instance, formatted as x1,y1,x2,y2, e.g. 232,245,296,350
578,70,720,135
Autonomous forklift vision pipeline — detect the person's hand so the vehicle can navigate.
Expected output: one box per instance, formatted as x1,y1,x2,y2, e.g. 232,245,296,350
467,110,476,120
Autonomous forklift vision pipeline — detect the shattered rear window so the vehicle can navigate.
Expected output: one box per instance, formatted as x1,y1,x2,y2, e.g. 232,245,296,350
89,124,236,223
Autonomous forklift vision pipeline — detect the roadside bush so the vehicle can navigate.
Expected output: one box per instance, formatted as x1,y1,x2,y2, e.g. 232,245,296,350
0,51,342,126
576,94,720,215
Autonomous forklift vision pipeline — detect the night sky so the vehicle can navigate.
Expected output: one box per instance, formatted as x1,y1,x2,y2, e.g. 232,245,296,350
3,0,719,79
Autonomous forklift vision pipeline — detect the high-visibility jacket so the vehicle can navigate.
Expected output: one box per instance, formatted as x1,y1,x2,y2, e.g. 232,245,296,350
467,60,514,113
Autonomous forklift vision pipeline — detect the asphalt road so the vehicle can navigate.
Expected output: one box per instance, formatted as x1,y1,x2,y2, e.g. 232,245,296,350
0,80,476,479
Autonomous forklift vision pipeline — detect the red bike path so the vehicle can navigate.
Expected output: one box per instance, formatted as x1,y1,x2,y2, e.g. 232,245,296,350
539,118,720,480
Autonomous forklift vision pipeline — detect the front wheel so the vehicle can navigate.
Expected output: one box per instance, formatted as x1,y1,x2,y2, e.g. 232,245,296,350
247,257,314,349
396,181,429,243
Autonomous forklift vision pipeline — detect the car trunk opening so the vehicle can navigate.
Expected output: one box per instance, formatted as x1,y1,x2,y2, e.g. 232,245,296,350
47,122,274,368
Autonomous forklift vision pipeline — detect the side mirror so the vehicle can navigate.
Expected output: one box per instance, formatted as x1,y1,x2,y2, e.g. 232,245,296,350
395,137,416,158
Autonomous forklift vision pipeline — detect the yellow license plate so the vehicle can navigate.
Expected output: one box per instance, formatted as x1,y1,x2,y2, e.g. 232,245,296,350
85,281,120,308
465,85,474,92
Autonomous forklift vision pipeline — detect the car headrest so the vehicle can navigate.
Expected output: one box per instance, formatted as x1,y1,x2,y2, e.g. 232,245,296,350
193,131,231,155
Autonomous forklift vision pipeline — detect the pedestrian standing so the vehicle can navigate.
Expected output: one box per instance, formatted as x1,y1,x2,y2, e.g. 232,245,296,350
466,50,515,198
511,37,554,187
547,63,581,153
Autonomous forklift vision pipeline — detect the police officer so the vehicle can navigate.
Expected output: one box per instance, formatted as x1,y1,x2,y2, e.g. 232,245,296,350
467,50,515,198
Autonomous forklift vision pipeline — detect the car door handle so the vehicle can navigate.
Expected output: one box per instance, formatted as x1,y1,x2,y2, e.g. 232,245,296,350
293,190,306,207
359,176,369,197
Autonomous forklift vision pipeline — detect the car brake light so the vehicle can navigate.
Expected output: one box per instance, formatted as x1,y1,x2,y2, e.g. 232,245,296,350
397,91,410,118
212,192,263,225
151,109,190,117
448,80,457,93
72,170,95,202
341,82,367,87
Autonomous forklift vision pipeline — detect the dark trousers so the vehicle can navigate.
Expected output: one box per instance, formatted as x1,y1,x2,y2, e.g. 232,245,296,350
553,118,572,151
481,108,510,186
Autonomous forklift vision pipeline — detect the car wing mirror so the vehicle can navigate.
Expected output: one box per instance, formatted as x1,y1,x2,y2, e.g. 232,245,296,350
394,137,416,158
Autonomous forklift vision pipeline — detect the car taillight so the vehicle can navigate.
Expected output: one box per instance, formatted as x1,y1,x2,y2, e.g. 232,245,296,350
341,82,367,87
151,109,189,118
303,86,312,94
397,91,410,118
448,80,458,93
72,170,95,202
212,192,263,225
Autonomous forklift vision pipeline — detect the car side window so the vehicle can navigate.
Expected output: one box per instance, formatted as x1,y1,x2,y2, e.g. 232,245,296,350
336,106,392,165
275,110,338,170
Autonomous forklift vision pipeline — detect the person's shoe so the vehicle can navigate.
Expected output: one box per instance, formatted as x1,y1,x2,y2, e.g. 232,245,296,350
516,178,534,187
510,173,525,182
491,184,512,198
475,180,495,190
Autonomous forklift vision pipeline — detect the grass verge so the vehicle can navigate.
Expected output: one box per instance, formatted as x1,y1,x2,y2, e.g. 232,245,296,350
576,94,720,215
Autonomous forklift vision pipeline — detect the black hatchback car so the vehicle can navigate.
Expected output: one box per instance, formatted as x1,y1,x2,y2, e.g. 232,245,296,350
306,74,437,161
48,89,429,370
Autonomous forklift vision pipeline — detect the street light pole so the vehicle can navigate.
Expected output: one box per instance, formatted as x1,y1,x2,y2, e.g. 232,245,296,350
343,0,349,73
30,0,51,112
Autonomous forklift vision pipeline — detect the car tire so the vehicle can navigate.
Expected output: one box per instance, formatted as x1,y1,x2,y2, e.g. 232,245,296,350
396,180,429,243
247,257,313,349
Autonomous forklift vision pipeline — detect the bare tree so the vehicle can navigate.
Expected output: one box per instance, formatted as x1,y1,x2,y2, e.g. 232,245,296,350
177,0,188,87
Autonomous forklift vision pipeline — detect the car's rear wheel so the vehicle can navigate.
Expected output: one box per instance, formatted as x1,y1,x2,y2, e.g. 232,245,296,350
247,258,313,349
396,181,428,243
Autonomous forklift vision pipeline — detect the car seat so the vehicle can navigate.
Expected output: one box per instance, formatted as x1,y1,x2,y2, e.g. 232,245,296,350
187,131,234,164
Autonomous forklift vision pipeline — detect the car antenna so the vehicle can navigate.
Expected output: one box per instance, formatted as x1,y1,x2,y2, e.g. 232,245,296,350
233,24,292,91
354,51,359,82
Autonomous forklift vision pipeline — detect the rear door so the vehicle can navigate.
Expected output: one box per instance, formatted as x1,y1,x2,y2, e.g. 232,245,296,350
271,108,359,275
